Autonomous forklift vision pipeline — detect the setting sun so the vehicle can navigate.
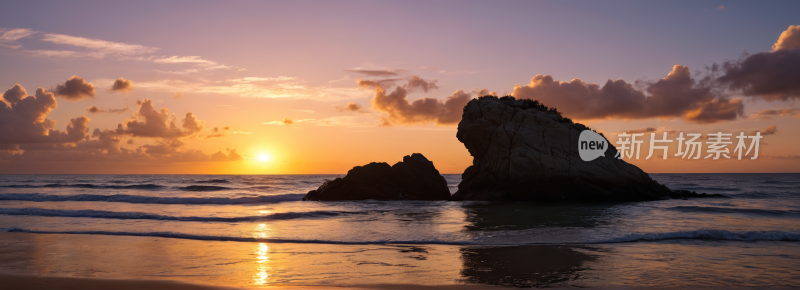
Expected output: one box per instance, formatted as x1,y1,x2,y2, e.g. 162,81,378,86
257,154,271,162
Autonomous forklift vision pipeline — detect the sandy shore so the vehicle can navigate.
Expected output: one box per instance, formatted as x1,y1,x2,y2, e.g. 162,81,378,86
3,273,799,290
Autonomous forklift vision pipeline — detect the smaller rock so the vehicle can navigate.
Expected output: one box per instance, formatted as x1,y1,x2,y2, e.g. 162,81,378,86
668,189,728,199
302,153,451,201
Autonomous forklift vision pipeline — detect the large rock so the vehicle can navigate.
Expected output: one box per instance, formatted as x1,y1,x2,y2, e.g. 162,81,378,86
303,153,451,201
451,96,676,202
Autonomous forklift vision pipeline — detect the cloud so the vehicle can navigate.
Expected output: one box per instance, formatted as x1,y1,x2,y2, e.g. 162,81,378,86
773,25,800,51
361,76,473,126
55,76,95,101
747,108,800,119
512,65,743,123
0,84,90,144
755,124,778,136
118,99,205,138
262,116,362,127
87,105,128,114
227,77,296,83
135,78,365,100
293,109,316,113
625,127,658,134
716,26,800,101
154,56,216,65
335,102,363,113
344,69,406,77
766,155,800,160
40,33,159,57
141,139,184,155
110,78,134,92
0,85,241,163
0,28,35,42
684,98,744,124
174,91,183,98
204,126,230,139
210,148,243,161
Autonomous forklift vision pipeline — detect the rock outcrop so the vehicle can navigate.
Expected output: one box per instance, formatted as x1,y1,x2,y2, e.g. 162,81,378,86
451,96,677,202
303,153,451,201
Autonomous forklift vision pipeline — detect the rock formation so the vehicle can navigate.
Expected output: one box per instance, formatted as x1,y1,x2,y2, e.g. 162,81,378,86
451,96,684,202
303,153,451,201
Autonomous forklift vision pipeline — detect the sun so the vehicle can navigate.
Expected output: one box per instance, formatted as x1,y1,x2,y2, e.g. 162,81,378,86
257,154,271,162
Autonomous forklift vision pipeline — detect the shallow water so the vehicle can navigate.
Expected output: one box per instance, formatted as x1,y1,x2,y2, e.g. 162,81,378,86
0,173,798,287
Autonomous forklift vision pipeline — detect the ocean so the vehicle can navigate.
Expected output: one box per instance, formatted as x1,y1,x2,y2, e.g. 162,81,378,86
0,173,798,288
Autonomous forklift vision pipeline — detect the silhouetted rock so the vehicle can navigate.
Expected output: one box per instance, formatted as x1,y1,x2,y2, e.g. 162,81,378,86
668,189,728,199
303,153,451,201
451,96,682,202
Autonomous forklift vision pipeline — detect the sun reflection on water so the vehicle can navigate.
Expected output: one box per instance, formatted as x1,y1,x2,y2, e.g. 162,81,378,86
254,243,270,285
253,222,271,285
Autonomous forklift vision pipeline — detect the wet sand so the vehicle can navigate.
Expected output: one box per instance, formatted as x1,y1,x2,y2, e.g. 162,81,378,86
0,273,515,290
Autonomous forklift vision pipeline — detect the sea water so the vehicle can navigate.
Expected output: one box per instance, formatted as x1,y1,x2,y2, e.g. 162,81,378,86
0,174,797,287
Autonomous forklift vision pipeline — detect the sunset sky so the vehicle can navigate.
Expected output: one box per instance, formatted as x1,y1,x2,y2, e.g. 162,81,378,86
1,0,799,174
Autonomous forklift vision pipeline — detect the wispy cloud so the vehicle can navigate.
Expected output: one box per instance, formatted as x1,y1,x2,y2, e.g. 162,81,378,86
132,78,366,100
41,33,159,56
0,28,36,42
263,116,365,126
154,55,216,65
226,76,297,83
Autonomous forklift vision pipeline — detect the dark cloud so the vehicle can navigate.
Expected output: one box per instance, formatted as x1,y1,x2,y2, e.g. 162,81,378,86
684,98,744,124
55,75,95,101
110,78,134,92
344,69,406,77
625,127,657,134
119,99,205,138
0,84,89,144
87,105,128,114
716,26,800,101
364,76,472,126
282,118,294,125
512,65,743,123
1,84,241,163
336,102,363,113
716,49,800,101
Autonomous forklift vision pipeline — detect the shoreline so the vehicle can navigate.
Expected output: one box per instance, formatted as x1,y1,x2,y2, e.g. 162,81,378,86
2,273,799,290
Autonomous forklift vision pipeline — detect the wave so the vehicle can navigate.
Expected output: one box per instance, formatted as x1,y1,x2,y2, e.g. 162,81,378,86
597,230,800,243
667,206,800,217
179,185,231,191
0,228,475,245
675,186,741,192
0,184,164,190
194,179,230,184
0,208,342,222
2,228,798,245
0,193,304,204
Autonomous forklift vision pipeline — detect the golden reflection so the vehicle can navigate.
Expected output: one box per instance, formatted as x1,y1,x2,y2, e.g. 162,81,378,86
254,243,270,285
255,223,270,239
